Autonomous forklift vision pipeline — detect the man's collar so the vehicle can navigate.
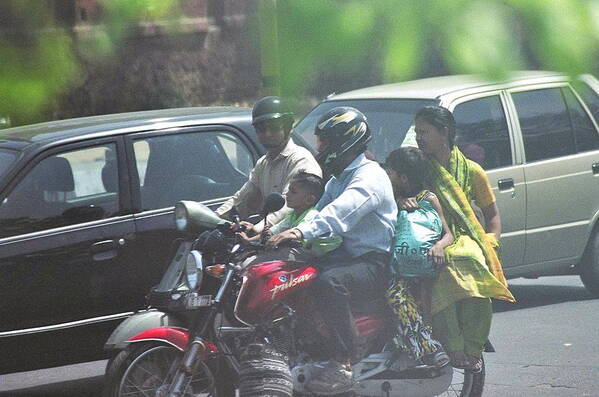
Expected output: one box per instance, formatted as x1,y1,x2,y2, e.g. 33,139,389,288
334,153,368,180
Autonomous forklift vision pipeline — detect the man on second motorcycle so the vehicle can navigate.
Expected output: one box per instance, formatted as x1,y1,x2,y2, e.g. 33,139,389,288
215,96,321,227
268,107,398,394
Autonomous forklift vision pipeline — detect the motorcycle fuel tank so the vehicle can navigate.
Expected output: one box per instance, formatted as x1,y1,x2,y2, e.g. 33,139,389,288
234,260,318,326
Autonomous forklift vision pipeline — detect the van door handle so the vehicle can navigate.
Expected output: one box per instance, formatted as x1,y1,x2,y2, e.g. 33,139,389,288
592,162,599,175
497,178,514,191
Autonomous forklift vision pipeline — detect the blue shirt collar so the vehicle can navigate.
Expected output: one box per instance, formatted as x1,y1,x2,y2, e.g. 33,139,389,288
334,153,368,181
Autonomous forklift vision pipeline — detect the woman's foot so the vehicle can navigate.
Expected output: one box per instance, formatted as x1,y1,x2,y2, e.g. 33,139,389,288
447,351,469,369
465,354,483,373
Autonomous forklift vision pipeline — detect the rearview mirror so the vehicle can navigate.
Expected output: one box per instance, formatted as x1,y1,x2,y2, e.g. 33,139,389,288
175,200,231,232
263,193,285,215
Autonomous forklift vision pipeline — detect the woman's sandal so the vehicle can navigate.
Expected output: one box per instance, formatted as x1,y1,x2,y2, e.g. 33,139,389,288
465,355,483,373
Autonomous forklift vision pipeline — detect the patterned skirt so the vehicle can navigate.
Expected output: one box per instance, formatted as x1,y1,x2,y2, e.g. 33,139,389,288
386,279,444,360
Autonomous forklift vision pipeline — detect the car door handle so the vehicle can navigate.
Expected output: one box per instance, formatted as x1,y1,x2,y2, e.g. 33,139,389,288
91,239,125,253
593,162,599,175
91,240,117,253
497,178,514,191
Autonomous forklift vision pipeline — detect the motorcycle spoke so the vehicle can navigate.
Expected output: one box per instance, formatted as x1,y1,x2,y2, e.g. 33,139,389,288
118,345,217,397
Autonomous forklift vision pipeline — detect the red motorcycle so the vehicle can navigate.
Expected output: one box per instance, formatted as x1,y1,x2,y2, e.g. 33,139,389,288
103,194,485,397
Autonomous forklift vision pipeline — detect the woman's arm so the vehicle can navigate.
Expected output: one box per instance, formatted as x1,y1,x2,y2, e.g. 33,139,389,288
426,194,454,266
481,202,501,242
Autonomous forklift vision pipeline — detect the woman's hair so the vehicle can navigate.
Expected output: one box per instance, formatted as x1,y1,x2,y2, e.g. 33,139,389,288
290,171,324,203
415,105,456,148
384,146,429,194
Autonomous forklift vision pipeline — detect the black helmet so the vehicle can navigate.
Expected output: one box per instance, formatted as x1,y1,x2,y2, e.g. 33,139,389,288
315,107,371,172
252,96,294,126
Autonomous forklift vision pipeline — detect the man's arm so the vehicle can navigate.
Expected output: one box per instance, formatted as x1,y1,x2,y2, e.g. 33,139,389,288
215,167,261,219
296,178,380,239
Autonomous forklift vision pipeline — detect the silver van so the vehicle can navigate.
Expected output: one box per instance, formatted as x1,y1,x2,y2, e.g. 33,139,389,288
294,71,599,295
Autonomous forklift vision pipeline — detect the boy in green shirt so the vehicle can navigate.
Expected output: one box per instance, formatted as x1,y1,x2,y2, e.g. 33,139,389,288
238,171,322,241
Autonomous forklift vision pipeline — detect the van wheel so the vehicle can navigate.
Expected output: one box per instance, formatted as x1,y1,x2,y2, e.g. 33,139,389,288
580,231,599,297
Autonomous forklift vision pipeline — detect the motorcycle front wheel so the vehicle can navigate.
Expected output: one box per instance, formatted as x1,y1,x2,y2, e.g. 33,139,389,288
103,342,218,397
437,358,485,397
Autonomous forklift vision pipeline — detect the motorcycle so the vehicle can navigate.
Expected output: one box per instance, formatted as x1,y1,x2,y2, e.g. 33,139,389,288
103,193,486,397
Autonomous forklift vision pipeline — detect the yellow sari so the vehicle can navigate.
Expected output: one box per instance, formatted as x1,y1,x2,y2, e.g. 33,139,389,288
426,147,515,314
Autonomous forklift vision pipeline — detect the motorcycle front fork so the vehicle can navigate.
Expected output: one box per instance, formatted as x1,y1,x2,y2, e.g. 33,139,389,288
164,337,208,397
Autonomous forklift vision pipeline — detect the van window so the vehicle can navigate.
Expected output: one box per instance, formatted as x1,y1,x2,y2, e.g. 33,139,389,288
562,87,599,152
512,88,576,162
572,80,599,126
294,99,438,162
452,95,512,170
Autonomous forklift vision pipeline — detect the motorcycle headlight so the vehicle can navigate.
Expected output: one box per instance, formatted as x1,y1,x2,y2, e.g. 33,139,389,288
175,202,188,231
185,250,204,290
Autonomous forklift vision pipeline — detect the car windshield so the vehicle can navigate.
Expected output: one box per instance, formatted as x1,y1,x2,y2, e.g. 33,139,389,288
294,98,439,162
0,148,18,178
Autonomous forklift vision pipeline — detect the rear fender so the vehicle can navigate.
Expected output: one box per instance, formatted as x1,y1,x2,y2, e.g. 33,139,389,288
104,310,186,351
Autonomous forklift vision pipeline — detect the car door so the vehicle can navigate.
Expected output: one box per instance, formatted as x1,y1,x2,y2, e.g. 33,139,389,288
509,85,599,267
125,125,258,295
447,92,527,269
0,137,139,370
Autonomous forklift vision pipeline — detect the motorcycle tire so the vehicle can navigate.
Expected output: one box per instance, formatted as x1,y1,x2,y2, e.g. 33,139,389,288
442,358,485,397
103,342,218,397
238,343,294,397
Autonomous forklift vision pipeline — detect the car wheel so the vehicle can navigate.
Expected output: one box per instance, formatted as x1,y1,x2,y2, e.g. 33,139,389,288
580,230,599,297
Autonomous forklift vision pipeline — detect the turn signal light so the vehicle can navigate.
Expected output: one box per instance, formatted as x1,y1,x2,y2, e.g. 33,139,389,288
205,264,226,277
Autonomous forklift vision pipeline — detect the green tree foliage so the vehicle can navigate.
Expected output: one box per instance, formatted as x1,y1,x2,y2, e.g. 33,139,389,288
271,0,599,96
1,0,598,125
0,0,181,126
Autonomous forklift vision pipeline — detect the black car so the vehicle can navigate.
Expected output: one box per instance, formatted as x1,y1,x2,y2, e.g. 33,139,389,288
0,107,312,374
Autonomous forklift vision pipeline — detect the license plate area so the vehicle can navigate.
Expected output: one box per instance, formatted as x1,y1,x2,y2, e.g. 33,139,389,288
186,293,212,308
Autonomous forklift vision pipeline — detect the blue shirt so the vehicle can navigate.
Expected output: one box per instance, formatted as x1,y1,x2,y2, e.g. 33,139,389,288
296,154,397,258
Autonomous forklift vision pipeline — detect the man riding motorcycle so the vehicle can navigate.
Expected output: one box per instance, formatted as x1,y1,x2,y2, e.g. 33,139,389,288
268,106,398,394
215,96,321,226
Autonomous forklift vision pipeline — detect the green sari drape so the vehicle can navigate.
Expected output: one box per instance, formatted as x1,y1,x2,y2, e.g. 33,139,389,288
426,147,515,314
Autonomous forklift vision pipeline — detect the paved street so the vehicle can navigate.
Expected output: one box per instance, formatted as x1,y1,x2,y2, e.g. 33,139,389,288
1,276,597,396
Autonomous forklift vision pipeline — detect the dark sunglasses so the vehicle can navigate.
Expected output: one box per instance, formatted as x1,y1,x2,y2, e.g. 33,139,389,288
255,119,285,134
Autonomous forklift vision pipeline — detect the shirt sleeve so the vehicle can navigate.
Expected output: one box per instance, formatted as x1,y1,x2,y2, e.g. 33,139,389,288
469,162,496,209
270,216,291,235
215,160,262,218
296,176,381,239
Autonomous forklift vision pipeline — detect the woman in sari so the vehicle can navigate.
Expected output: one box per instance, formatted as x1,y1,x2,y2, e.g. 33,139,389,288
404,105,515,372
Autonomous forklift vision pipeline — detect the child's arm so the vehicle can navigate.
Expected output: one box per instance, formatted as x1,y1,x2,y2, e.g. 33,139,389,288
424,194,454,266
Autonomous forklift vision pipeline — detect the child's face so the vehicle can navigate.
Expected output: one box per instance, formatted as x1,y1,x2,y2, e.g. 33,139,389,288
386,168,410,196
286,182,314,210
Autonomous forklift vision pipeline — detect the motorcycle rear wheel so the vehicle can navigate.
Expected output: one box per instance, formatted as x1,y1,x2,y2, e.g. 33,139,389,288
103,342,218,397
437,358,485,397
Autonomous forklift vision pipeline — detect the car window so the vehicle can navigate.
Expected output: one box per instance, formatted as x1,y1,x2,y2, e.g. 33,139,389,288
0,144,120,238
294,99,438,162
572,80,599,126
0,148,18,178
452,95,512,170
134,130,254,210
512,88,576,163
562,87,599,152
